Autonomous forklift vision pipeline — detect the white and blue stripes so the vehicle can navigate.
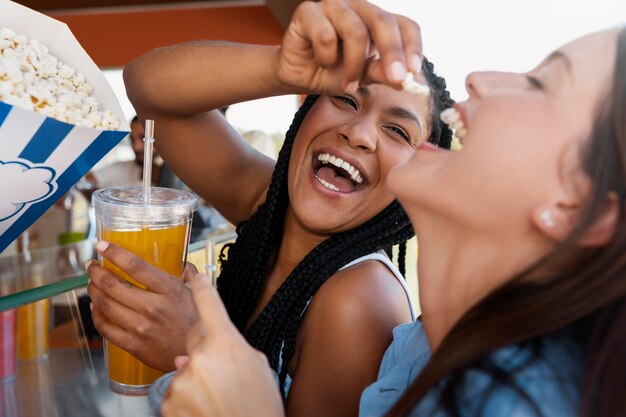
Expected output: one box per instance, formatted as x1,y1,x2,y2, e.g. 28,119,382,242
0,101,128,253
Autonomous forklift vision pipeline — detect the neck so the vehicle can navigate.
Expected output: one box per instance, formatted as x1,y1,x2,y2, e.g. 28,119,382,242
272,207,328,282
416,220,545,351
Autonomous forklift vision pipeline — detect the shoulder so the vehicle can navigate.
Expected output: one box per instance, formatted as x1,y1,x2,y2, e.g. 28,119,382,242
291,257,413,387
286,258,414,416
307,257,412,331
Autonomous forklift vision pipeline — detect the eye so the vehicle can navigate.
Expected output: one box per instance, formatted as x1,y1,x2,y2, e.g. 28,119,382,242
526,75,544,90
333,95,359,110
384,124,413,145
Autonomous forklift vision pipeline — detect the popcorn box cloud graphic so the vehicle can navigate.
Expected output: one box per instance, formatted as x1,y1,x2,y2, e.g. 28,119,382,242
0,0,130,253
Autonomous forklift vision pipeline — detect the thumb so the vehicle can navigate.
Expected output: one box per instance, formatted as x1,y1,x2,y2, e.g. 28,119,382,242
191,274,233,334
181,262,199,284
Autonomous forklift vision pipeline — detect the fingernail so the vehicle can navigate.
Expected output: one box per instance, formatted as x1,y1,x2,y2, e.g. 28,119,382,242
345,80,359,93
389,61,407,82
95,240,109,253
84,260,94,270
412,54,423,73
89,302,93,311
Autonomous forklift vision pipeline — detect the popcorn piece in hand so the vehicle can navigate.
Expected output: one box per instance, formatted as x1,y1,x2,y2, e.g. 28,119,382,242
402,72,430,97
0,27,119,130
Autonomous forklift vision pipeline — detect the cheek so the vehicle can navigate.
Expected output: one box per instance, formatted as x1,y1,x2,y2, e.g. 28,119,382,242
379,145,416,182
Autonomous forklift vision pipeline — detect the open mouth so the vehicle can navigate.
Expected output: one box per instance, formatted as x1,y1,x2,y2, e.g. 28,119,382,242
312,152,366,193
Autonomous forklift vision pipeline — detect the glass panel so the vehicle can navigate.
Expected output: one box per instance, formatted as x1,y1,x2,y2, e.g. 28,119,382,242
0,229,237,416
0,240,95,313
0,229,236,312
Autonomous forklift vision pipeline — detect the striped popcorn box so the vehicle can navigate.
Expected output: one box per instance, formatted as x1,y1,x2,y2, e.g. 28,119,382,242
0,0,130,253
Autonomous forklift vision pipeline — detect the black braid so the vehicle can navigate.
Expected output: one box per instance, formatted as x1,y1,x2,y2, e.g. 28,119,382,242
422,57,454,149
398,241,407,277
217,58,454,396
216,96,314,331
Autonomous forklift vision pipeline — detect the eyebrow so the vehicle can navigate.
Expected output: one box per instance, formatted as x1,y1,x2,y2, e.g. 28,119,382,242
387,106,422,134
357,85,423,133
544,50,572,73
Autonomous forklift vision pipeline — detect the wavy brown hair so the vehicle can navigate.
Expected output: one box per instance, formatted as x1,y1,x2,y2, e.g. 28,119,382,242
387,27,626,417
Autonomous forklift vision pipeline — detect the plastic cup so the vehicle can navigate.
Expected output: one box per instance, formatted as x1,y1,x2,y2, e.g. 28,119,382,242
92,186,197,395
0,309,17,382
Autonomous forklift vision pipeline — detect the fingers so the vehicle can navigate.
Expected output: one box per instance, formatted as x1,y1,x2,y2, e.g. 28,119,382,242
86,260,148,310
292,2,339,67
322,0,370,90
396,14,423,74
181,262,199,284
174,355,189,370
90,300,134,349
95,240,178,293
345,1,406,85
319,0,423,87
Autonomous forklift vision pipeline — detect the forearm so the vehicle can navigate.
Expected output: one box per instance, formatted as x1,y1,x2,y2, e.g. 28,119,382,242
124,41,298,118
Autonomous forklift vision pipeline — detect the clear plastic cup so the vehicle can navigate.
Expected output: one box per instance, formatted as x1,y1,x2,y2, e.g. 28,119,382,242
92,186,197,395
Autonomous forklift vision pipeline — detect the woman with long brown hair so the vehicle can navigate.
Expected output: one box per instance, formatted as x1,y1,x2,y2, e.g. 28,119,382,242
157,7,626,417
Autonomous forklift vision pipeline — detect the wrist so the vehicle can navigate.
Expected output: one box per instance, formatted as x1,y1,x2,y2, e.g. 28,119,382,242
267,45,310,96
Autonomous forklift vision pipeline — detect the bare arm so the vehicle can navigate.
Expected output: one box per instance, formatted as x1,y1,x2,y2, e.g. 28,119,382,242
286,261,413,417
124,43,293,224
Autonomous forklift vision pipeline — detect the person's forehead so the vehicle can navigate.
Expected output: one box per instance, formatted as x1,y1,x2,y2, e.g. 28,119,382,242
559,29,618,81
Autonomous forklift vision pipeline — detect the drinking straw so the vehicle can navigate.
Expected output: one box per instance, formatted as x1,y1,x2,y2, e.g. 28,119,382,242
142,119,155,201
205,240,217,287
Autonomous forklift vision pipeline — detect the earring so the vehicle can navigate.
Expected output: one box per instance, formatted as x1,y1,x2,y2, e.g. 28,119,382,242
540,209,555,229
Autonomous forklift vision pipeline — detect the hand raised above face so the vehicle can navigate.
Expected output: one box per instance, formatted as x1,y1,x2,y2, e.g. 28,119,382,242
277,0,423,95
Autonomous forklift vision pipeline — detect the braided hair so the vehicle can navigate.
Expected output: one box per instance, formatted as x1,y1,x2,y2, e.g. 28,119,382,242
217,57,454,394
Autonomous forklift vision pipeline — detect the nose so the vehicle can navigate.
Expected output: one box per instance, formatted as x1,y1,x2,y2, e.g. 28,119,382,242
337,116,377,152
465,71,525,98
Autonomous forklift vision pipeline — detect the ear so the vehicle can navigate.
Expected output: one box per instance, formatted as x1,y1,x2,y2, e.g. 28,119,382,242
532,192,620,247
577,192,620,247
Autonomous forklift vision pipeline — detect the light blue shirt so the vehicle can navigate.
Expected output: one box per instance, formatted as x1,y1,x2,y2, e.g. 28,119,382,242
360,321,584,417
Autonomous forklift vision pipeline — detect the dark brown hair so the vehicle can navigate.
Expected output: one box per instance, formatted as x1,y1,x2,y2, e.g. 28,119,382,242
387,27,626,417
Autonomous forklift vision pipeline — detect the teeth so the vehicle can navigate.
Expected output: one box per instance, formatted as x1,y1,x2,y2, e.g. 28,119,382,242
315,175,340,191
440,107,468,142
316,153,364,185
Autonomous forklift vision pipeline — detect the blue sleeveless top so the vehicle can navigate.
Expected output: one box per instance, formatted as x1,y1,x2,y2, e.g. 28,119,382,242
359,321,585,416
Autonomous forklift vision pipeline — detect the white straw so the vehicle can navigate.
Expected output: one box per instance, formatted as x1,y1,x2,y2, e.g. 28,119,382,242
205,240,217,286
142,119,155,202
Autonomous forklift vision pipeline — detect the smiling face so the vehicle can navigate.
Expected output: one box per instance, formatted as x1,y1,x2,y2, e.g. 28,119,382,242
287,82,431,235
389,29,619,243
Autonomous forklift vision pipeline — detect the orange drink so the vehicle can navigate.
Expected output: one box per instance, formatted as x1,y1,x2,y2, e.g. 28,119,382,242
93,186,197,395
17,298,50,361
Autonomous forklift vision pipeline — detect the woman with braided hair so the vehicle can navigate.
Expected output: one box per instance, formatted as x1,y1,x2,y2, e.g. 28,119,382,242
86,0,453,415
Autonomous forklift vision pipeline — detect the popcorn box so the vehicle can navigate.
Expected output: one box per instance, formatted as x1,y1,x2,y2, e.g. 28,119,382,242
0,0,130,253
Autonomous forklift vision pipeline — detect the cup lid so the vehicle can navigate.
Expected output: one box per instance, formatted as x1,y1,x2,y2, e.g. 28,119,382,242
92,186,198,218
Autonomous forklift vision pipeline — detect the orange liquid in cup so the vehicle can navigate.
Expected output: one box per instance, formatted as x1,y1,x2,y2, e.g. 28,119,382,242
101,224,188,391
17,299,50,361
